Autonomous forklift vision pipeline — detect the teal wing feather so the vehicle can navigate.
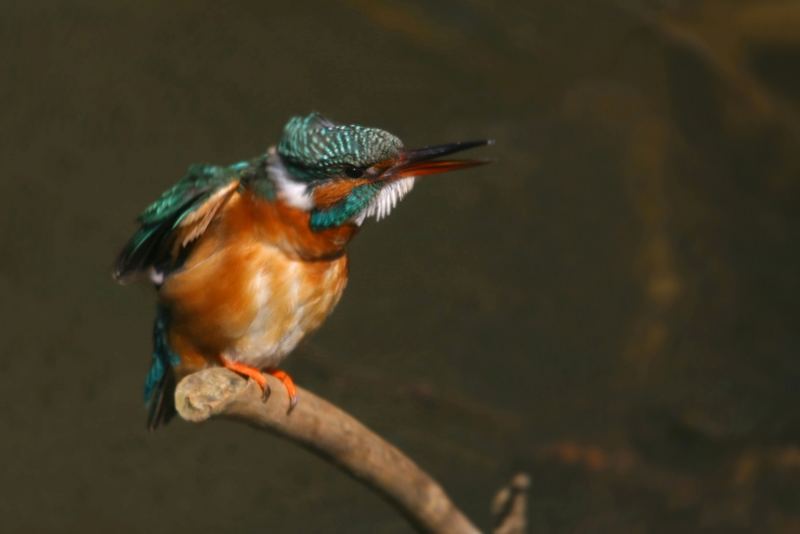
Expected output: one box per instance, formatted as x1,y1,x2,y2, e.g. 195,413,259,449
113,155,272,283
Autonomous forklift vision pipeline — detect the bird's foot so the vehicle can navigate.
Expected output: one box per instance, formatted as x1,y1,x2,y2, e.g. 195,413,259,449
266,368,298,413
218,357,298,413
219,356,271,401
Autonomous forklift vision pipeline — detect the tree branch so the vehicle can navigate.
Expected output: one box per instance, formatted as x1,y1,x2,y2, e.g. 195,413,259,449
175,368,528,534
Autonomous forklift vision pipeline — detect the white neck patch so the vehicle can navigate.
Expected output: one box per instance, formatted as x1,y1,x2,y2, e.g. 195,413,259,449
353,177,416,225
267,147,313,210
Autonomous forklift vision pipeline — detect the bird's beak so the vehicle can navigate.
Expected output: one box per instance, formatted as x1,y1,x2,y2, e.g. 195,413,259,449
377,139,493,181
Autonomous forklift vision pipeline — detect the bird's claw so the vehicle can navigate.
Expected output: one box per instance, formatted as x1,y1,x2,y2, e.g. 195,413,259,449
260,381,271,402
287,393,298,414
267,368,299,414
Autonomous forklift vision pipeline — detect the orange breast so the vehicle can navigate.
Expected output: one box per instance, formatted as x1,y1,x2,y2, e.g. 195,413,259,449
160,190,352,374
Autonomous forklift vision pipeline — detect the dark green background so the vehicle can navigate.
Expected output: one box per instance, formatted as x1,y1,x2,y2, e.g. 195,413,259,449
2,1,798,532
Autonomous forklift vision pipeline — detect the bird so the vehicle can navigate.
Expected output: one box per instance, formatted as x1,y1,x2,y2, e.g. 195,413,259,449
113,112,491,430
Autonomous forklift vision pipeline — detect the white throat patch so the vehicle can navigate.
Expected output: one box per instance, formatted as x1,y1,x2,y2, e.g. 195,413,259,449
353,177,416,225
267,148,313,210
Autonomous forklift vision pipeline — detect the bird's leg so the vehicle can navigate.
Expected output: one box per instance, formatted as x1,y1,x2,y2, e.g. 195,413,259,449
219,356,270,401
266,368,298,413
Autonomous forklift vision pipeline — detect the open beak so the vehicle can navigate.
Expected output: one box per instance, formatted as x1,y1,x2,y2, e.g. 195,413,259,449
379,139,493,181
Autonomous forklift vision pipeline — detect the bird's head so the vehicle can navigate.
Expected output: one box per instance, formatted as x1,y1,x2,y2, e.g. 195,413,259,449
271,113,491,230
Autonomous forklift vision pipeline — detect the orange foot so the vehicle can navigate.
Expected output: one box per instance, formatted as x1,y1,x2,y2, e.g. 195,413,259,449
219,356,298,413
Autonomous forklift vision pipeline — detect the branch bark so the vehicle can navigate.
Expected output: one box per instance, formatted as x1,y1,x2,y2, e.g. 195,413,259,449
175,368,528,534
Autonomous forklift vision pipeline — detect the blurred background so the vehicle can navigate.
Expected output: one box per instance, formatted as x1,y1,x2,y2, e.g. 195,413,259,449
1,0,798,532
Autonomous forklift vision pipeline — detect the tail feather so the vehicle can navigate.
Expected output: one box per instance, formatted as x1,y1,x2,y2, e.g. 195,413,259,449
147,367,177,430
145,306,180,430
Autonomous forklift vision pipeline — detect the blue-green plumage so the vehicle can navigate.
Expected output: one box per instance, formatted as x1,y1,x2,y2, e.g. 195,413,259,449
278,112,403,181
310,183,380,230
113,155,271,282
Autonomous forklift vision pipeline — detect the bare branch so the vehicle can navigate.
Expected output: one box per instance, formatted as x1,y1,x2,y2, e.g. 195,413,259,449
492,473,530,534
175,368,528,534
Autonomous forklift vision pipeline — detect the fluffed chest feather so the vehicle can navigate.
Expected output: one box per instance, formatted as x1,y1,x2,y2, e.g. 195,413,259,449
229,245,349,367
160,238,348,369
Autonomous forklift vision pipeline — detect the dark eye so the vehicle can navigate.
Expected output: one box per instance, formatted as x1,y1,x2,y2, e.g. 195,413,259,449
343,165,365,178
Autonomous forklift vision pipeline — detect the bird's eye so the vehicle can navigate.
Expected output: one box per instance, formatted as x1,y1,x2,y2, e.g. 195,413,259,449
343,165,365,178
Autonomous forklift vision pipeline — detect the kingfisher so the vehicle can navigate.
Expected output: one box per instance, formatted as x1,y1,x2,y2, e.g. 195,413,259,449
114,112,491,429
